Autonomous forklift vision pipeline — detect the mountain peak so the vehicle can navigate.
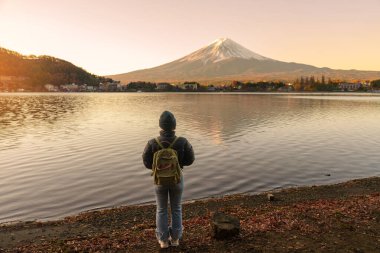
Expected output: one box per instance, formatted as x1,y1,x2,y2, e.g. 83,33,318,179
211,37,232,45
179,38,271,64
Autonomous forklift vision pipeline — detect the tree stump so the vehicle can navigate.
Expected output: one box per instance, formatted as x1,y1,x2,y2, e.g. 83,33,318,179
211,212,240,239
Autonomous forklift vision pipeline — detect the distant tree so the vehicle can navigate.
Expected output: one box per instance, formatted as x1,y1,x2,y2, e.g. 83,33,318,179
294,77,305,91
197,84,207,92
371,79,380,89
315,83,338,91
127,81,156,91
244,82,258,91
310,76,315,85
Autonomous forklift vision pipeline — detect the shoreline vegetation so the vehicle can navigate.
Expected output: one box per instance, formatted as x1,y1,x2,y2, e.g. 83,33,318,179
1,79,380,93
1,177,379,252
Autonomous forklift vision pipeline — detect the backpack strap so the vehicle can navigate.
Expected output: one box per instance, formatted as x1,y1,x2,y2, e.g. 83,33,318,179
169,137,179,149
156,137,179,149
155,138,165,149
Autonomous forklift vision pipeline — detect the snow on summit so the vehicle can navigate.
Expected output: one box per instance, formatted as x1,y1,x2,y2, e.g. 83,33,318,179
179,38,271,64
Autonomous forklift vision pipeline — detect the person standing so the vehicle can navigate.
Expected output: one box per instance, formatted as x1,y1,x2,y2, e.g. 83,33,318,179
142,111,195,248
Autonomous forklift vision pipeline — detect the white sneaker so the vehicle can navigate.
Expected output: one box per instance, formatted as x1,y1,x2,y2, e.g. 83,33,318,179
170,238,179,247
159,240,169,249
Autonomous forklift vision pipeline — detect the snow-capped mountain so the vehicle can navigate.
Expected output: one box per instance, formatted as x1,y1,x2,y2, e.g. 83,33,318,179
110,38,380,83
179,38,271,63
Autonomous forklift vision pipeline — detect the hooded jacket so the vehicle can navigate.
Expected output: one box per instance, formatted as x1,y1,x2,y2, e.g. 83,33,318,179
143,111,194,169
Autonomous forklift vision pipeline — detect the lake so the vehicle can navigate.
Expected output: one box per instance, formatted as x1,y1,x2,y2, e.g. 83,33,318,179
1,92,380,223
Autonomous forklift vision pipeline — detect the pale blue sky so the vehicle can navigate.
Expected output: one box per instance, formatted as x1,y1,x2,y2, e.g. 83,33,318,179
0,0,379,75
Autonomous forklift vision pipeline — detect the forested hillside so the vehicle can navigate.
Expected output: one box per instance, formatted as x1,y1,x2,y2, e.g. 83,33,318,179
0,47,109,91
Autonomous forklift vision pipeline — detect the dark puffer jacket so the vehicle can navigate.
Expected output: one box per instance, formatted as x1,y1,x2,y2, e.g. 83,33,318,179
142,130,195,169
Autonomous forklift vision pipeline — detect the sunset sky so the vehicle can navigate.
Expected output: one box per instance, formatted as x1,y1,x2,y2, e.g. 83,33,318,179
0,0,379,75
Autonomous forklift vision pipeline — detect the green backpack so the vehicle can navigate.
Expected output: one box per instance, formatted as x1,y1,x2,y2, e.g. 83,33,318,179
151,137,182,185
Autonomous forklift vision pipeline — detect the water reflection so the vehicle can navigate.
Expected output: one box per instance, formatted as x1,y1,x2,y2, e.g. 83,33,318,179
0,94,89,151
0,93,380,223
2,93,379,148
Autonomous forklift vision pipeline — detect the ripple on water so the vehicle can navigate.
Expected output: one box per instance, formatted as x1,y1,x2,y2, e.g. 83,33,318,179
0,93,380,222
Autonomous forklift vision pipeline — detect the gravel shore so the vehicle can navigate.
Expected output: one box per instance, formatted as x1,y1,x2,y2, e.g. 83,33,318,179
1,177,380,252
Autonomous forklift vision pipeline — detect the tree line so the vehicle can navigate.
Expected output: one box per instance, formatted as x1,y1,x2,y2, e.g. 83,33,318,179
293,75,339,91
124,81,287,92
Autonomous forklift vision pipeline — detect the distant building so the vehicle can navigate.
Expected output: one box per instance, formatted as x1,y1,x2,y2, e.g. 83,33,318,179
156,83,171,90
278,83,294,92
179,82,198,91
99,83,106,91
338,82,362,91
44,84,59,92
60,83,79,92
107,82,118,91
99,81,120,91
207,85,216,91
78,84,86,92
86,85,95,92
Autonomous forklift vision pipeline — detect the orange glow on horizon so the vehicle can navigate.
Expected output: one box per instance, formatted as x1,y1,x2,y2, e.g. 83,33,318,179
0,0,379,75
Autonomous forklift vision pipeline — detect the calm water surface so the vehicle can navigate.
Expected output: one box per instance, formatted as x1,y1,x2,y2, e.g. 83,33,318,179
1,93,380,223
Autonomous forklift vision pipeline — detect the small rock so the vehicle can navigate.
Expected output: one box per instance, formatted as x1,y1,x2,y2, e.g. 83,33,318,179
267,193,275,201
211,212,240,239
325,174,331,176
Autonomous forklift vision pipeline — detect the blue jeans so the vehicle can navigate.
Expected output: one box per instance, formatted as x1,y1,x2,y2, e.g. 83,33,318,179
154,176,184,241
